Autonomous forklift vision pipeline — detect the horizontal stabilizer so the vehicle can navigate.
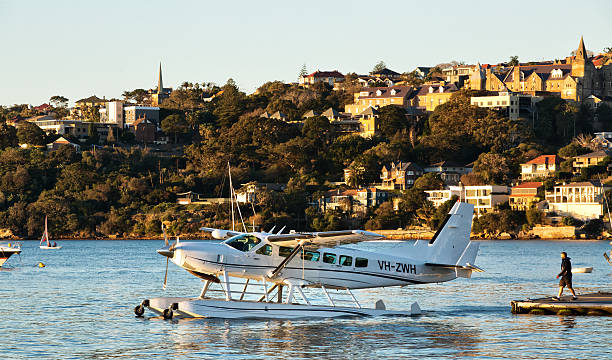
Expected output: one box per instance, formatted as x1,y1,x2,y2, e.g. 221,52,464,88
425,263,485,272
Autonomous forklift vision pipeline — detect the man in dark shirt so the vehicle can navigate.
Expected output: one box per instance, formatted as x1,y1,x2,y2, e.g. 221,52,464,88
553,252,577,301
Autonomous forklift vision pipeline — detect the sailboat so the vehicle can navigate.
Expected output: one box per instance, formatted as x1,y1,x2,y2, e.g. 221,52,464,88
39,216,61,250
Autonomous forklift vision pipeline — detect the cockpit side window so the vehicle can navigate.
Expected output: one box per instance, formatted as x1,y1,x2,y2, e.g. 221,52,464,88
301,250,320,262
339,255,353,266
323,253,336,264
256,244,272,256
279,246,294,257
225,234,261,252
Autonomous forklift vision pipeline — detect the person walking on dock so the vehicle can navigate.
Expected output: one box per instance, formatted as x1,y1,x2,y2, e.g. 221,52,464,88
553,252,577,301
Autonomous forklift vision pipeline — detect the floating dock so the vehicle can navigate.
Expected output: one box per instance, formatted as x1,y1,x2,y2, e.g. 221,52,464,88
511,292,612,315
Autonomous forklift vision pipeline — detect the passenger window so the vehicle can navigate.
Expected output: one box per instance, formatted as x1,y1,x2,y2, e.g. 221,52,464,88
339,255,352,266
225,234,261,252
279,246,294,258
355,257,368,268
323,253,336,264
301,250,320,262
256,244,272,256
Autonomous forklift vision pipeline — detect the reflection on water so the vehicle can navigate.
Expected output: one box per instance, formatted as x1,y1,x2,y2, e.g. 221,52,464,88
2,240,612,359
161,317,481,359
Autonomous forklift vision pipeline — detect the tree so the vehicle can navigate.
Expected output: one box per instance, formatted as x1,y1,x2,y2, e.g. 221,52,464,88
16,122,46,146
604,46,612,54
213,79,245,128
473,152,512,185
558,142,589,159
298,63,308,80
81,105,100,122
508,56,519,66
161,114,190,144
400,70,424,86
87,123,99,145
0,124,18,149
460,173,486,186
302,116,333,142
365,201,400,230
413,172,444,190
421,90,526,163
49,95,68,108
378,105,407,138
596,103,612,129
122,89,149,104
372,61,387,73
526,207,543,227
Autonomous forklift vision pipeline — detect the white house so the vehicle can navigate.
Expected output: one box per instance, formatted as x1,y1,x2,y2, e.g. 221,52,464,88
425,185,509,216
545,181,610,221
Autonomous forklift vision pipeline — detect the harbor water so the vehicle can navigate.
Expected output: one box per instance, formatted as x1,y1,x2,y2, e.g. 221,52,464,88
2,240,612,359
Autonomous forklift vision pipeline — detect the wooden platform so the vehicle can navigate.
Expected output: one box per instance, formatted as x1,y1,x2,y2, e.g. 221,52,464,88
511,292,612,315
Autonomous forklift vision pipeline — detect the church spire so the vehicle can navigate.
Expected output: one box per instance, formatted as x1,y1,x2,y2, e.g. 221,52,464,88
576,36,587,60
157,62,163,93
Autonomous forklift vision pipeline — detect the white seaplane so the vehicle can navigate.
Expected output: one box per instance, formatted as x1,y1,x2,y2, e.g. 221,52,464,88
135,201,482,320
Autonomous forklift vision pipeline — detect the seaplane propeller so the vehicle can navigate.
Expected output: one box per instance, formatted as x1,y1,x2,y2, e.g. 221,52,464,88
159,224,177,290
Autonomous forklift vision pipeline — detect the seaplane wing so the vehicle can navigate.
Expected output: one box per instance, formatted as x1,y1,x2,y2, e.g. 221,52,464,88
264,230,384,247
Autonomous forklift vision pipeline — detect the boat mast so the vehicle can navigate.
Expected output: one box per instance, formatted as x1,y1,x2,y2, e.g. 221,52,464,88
228,162,235,231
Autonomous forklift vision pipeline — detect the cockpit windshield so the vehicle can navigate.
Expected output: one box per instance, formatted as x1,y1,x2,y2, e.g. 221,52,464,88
224,234,261,252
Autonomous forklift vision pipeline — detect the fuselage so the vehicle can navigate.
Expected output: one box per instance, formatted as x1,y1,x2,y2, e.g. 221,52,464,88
165,236,458,289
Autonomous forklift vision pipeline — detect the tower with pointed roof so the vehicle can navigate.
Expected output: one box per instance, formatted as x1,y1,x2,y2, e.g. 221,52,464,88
571,36,588,78
151,62,171,106
157,62,164,93
571,36,595,101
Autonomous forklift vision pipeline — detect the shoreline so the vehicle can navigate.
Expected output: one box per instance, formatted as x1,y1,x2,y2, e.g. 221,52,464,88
5,237,610,242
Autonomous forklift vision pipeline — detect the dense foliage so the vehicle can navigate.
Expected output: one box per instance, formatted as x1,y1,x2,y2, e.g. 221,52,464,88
0,79,607,237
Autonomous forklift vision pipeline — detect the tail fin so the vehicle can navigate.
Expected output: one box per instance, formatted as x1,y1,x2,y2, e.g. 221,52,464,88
425,201,478,270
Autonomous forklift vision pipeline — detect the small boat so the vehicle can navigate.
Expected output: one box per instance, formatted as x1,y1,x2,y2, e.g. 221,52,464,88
572,267,593,273
0,242,21,267
39,216,61,250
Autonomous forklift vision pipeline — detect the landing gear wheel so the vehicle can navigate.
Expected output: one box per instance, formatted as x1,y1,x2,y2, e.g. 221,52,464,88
163,308,173,320
134,304,145,317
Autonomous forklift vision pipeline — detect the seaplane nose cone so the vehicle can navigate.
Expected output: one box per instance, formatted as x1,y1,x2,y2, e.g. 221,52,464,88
157,247,174,258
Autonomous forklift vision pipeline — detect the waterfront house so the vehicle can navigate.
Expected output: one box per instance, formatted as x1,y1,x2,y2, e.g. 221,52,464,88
380,161,423,190
520,155,559,180
509,182,543,211
423,161,472,185
470,92,542,121
356,188,388,208
46,137,81,152
236,183,286,204
545,181,610,221
572,150,610,174
299,70,344,87
425,185,509,216
424,187,463,208
318,189,359,213
464,185,510,216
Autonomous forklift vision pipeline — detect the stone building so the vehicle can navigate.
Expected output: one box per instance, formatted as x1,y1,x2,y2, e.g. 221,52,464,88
150,63,172,106
380,161,423,190
484,37,612,102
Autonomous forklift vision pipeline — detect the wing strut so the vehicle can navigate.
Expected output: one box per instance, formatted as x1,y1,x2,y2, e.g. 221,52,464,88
268,241,306,278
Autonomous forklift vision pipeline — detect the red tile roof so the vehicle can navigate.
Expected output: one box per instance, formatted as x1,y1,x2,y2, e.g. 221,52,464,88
525,155,558,165
307,70,344,79
512,182,543,189
34,103,52,111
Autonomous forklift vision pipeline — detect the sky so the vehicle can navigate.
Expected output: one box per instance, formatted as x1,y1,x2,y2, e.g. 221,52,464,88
1,0,611,106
